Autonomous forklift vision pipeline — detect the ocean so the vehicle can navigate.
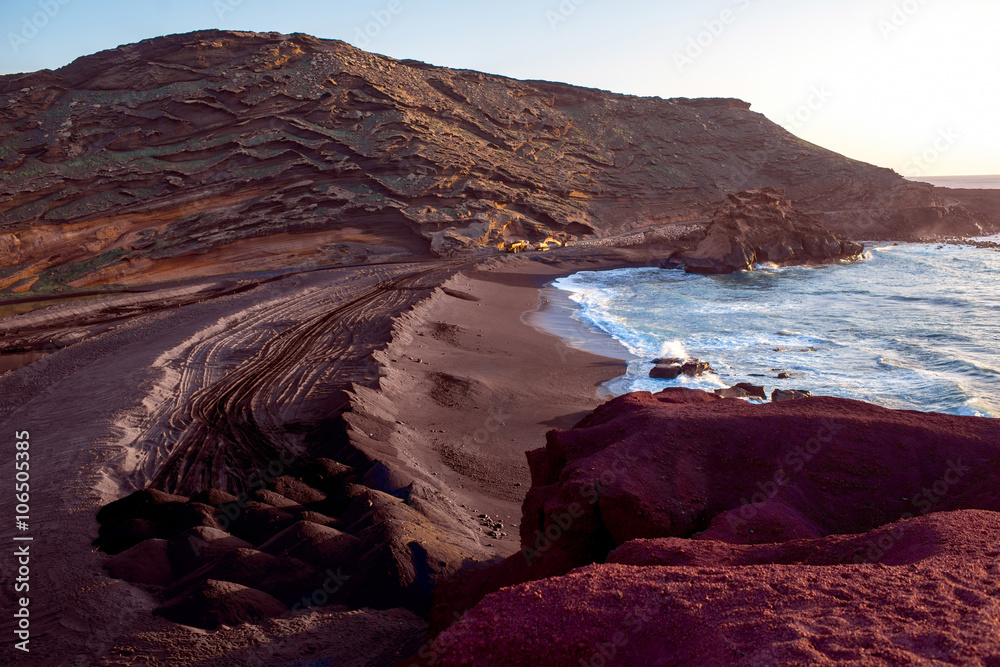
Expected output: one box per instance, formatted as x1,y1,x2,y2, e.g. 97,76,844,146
537,239,1000,418
907,175,1000,189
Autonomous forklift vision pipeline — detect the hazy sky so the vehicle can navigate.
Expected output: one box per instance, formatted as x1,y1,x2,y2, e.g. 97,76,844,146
1,0,996,176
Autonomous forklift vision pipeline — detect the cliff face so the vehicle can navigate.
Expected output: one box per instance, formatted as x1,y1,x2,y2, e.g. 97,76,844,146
430,388,1000,664
1,30,995,291
680,188,864,273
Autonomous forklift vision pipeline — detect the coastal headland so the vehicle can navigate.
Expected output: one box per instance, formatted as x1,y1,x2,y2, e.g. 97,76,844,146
2,29,1000,666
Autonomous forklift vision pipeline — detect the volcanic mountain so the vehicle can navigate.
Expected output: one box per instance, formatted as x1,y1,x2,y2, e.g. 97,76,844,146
2,29,997,293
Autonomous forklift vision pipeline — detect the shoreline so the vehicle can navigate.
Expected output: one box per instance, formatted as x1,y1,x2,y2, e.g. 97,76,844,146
0,252,639,666
3,238,996,664
367,258,633,559
527,244,999,419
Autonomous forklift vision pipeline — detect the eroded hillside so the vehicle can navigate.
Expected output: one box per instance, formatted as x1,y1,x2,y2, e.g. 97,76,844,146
1,30,995,292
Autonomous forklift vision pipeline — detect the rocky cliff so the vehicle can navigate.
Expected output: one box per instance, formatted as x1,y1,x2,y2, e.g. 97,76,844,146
680,188,864,273
430,389,1000,664
2,30,997,292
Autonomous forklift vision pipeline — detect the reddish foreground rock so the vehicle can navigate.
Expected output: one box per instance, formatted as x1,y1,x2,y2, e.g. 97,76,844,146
435,510,1000,666
429,389,1000,662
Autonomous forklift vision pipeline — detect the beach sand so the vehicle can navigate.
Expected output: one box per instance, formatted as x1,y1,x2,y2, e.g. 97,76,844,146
0,255,625,665
374,259,627,558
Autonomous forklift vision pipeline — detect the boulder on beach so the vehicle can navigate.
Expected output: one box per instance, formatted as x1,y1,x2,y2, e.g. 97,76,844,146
681,360,711,376
733,382,766,399
649,358,712,379
649,363,682,379
714,387,750,399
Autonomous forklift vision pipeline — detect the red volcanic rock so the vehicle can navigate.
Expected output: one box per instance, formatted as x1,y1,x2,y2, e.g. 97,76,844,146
681,189,864,274
434,511,1000,666
432,388,1000,629
523,388,1000,555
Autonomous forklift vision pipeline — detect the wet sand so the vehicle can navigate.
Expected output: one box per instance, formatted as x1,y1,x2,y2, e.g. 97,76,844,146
375,259,627,556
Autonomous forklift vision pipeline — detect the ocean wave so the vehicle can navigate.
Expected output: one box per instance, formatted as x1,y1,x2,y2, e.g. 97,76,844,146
548,243,999,418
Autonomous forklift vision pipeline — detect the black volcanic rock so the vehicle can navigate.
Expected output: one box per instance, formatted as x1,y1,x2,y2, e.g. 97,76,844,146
153,579,287,630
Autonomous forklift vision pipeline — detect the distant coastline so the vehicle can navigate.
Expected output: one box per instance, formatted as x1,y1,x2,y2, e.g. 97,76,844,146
907,174,1000,189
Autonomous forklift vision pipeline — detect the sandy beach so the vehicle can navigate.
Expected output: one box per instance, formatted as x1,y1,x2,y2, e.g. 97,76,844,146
0,254,627,665
374,259,628,555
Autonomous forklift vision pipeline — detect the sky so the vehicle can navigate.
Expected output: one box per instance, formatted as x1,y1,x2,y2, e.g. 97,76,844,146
0,0,996,177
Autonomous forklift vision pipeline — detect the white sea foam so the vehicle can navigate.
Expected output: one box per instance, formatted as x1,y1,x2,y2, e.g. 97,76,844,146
547,244,1000,417
657,340,688,360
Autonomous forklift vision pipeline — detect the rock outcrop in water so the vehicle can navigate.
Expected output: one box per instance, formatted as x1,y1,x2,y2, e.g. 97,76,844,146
680,188,864,273
430,388,1000,662
2,30,998,292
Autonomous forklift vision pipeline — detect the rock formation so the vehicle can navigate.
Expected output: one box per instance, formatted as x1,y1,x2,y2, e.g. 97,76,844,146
433,510,1000,665
2,30,998,292
431,388,1000,649
771,388,813,402
648,357,712,379
680,188,864,274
